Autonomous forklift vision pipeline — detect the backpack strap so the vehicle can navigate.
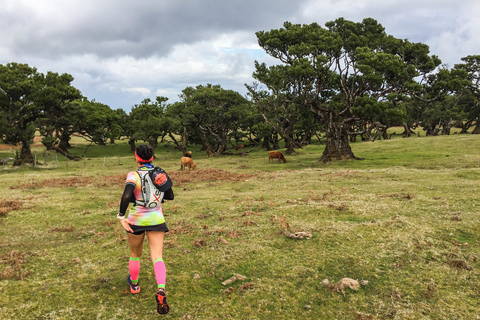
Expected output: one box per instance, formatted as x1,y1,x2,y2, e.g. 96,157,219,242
135,169,149,207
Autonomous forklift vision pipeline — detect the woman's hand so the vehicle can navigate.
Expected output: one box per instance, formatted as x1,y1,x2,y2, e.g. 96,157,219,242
119,218,134,233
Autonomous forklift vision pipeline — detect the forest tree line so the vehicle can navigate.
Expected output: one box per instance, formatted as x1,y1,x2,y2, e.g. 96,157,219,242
1,18,479,165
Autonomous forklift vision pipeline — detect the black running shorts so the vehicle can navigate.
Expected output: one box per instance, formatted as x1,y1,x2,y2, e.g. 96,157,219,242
129,223,169,235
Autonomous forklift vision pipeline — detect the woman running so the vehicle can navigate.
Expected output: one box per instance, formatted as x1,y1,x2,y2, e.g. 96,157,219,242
117,144,174,314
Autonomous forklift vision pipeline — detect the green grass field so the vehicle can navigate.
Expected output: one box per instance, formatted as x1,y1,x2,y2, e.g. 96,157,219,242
0,132,479,319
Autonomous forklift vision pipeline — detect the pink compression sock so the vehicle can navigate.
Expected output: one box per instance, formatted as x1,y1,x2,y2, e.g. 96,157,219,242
129,257,140,284
153,258,166,289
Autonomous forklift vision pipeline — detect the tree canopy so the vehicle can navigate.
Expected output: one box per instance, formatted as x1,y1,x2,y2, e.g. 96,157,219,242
1,18,478,166
249,18,442,161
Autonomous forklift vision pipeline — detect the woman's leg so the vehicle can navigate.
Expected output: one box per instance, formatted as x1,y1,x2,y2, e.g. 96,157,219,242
146,231,166,289
128,232,145,285
147,231,169,314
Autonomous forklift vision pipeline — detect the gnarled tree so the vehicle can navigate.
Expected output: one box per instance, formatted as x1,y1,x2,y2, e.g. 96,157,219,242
455,55,480,134
177,84,249,156
0,63,40,165
35,71,83,155
252,18,440,162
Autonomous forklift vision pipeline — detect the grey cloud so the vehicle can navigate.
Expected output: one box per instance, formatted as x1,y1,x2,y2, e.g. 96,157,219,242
1,0,478,111
2,0,304,60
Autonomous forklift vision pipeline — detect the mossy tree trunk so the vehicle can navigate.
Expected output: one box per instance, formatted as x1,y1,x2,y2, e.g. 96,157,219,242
319,111,360,163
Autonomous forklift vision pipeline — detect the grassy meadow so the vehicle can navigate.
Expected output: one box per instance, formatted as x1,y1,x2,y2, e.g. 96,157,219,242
0,132,479,319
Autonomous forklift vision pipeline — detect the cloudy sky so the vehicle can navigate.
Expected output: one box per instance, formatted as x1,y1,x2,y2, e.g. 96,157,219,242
1,0,479,111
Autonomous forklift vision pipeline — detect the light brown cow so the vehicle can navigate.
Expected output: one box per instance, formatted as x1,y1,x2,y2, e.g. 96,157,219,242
180,156,196,171
268,151,287,163
183,151,192,158
236,145,245,151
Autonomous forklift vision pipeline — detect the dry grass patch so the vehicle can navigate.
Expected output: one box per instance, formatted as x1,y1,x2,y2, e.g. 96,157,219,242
287,188,354,204
447,252,475,270
318,170,367,181
226,230,242,238
328,203,349,211
241,210,261,216
448,259,472,270
376,192,415,200
216,238,229,245
10,176,94,189
9,174,126,189
197,212,213,219
194,238,208,247
169,223,194,234
0,199,23,216
204,228,225,236
8,168,255,191
0,250,36,280
50,225,75,233
271,214,293,233
168,168,255,187
163,239,177,249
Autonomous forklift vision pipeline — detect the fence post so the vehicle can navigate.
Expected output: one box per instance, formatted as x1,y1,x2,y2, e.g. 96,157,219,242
104,155,106,167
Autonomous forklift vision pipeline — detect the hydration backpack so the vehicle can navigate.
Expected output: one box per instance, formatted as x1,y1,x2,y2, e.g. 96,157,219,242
135,167,172,209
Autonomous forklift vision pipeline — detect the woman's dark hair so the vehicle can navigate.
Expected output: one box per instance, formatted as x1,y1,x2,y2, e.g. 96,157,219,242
135,144,154,163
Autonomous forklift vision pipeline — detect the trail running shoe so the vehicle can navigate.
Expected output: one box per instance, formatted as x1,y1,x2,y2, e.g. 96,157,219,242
155,288,170,314
127,275,140,294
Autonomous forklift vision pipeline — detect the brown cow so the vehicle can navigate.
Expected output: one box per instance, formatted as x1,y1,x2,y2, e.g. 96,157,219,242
236,145,245,151
180,156,196,171
183,151,192,158
268,151,287,163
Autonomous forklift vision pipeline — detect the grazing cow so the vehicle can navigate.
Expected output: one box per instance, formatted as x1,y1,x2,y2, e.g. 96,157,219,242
183,151,192,158
180,156,196,171
236,145,245,151
268,151,287,163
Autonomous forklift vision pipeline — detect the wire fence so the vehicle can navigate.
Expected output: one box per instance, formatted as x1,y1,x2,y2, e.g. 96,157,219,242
0,150,126,170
